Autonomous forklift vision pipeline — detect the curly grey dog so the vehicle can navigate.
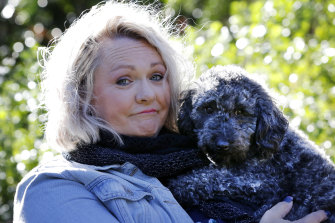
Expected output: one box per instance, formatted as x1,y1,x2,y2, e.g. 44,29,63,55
167,65,335,222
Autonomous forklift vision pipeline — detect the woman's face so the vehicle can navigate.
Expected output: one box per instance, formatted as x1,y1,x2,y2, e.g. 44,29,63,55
92,37,171,137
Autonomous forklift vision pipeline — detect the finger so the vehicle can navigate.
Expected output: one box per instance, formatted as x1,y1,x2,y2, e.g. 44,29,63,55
260,197,293,222
294,210,328,223
270,197,294,219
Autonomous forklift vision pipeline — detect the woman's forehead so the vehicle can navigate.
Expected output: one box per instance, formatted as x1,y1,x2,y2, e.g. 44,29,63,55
98,37,165,66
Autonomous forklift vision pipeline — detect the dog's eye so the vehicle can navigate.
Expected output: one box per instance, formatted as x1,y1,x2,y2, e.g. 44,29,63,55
234,109,242,115
205,106,214,114
201,101,217,114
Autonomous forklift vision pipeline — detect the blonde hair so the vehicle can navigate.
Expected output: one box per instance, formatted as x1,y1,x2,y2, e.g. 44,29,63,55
40,0,194,152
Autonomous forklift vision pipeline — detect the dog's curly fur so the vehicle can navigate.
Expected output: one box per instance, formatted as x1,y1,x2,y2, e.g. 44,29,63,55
167,65,335,222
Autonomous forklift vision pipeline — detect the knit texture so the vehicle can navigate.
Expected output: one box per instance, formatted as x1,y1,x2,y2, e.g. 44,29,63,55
63,128,256,222
63,128,208,178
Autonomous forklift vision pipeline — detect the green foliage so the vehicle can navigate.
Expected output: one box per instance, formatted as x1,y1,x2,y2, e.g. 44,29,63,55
0,45,43,221
1,0,334,221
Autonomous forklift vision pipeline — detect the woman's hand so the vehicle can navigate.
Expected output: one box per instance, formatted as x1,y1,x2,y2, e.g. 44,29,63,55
260,196,329,223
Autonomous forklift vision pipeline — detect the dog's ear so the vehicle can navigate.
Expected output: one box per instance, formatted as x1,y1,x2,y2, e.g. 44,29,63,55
254,96,288,157
177,89,196,136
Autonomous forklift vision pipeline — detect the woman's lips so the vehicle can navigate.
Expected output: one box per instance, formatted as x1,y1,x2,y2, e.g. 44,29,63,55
138,109,157,114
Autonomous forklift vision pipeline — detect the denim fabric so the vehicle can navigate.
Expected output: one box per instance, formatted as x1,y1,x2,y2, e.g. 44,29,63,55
14,156,194,223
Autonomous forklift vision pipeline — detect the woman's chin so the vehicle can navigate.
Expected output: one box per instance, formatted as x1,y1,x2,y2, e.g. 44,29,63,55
137,128,161,137
112,118,164,137
131,124,162,137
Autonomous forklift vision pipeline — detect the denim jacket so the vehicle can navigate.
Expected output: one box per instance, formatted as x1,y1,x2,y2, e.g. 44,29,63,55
14,156,194,223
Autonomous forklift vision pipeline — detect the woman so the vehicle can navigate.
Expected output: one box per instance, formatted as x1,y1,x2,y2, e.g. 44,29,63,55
14,1,329,222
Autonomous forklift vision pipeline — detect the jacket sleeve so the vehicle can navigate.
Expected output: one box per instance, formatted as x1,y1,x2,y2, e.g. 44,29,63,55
14,172,120,223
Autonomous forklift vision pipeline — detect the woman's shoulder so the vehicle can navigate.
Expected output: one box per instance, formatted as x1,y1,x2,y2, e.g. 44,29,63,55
14,156,99,205
16,155,91,185
15,155,127,192
14,155,163,206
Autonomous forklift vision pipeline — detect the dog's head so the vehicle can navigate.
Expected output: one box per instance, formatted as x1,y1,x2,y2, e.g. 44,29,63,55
178,65,288,165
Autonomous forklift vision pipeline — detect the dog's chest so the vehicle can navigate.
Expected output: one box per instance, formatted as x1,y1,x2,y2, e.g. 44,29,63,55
167,159,286,206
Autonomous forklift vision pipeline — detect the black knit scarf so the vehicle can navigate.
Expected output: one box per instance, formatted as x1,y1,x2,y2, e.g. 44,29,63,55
63,128,255,223
63,128,208,178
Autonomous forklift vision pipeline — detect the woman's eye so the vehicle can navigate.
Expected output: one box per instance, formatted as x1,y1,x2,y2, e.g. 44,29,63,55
116,78,131,86
150,73,164,81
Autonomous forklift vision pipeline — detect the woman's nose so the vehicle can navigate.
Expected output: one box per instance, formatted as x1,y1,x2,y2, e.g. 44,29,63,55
135,81,155,103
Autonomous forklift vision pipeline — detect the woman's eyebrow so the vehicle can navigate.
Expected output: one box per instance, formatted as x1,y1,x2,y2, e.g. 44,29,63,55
110,65,135,72
110,62,165,72
151,62,165,67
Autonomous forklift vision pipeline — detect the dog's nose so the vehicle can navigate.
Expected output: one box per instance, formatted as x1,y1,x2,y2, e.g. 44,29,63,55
216,139,229,150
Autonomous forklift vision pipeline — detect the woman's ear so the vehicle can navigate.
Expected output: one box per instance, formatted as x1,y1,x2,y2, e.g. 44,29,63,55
177,89,196,136
254,97,288,157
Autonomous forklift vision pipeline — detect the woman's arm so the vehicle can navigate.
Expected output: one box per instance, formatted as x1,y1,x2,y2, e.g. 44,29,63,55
260,197,329,223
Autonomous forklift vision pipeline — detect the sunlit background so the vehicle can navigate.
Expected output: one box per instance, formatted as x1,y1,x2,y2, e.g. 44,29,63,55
0,0,334,221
